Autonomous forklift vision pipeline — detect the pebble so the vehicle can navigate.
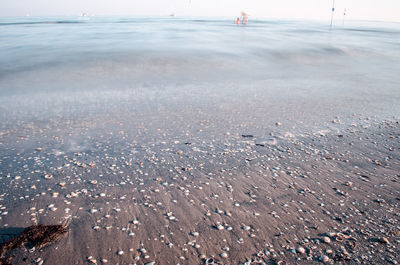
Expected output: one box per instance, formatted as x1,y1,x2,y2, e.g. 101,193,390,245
117,250,124,255
380,237,390,244
344,181,353,187
323,236,331,243
168,215,176,221
220,252,228,258
296,246,305,254
87,256,97,264
319,255,330,263
242,225,251,231
216,224,224,230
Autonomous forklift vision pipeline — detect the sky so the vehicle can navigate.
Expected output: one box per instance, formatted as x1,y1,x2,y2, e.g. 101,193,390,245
1,0,399,22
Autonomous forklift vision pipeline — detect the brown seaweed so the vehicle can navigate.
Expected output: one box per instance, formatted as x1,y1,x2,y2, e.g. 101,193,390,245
0,224,67,265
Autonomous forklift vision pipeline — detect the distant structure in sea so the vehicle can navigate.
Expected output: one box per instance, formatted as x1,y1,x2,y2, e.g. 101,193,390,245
330,0,335,27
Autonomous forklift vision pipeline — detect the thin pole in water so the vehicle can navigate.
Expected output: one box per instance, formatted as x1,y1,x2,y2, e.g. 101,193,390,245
342,8,346,26
330,0,335,28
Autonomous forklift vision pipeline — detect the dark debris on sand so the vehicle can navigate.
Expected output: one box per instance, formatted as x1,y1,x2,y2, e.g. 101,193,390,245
0,224,67,265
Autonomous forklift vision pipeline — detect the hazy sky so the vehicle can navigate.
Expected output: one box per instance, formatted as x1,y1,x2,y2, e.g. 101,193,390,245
1,0,399,22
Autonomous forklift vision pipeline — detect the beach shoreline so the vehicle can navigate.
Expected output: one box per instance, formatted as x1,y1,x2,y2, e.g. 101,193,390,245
0,113,399,264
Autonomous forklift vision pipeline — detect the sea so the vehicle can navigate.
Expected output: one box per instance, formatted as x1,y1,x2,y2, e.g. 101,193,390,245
0,17,399,127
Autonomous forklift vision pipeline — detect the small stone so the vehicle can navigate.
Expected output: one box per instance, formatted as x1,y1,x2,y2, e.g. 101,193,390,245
220,252,228,258
87,256,97,264
380,237,390,244
323,236,331,243
296,246,305,254
36,147,42,151
216,224,224,230
191,231,199,237
242,225,251,231
344,181,353,187
168,215,176,221
117,250,124,255
319,255,330,263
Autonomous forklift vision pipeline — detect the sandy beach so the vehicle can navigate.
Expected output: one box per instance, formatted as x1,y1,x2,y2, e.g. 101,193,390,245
0,17,400,265
0,95,399,264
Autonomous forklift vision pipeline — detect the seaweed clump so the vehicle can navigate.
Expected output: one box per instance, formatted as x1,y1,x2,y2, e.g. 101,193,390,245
0,224,67,265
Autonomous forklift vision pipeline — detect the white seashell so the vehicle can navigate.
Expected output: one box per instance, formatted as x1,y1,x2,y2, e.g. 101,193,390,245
296,246,305,254
216,224,224,230
323,236,331,243
242,225,251,231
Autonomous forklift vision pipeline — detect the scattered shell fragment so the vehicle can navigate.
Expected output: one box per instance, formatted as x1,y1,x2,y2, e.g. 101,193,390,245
220,252,228,258
296,246,305,254
319,255,330,263
87,256,97,264
380,237,390,244
242,225,251,231
216,224,224,230
191,231,199,237
323,236,331,243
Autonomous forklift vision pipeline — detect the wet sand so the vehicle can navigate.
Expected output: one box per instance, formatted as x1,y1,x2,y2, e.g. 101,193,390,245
0,99,399,264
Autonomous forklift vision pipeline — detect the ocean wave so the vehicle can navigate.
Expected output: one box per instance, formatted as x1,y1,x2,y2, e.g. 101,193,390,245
0,21,85,26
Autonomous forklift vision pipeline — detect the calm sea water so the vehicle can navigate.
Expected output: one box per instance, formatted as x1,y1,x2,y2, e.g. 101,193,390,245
0,17,399,123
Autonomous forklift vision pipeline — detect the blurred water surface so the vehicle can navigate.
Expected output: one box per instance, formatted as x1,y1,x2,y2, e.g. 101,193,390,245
0,17,399,123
